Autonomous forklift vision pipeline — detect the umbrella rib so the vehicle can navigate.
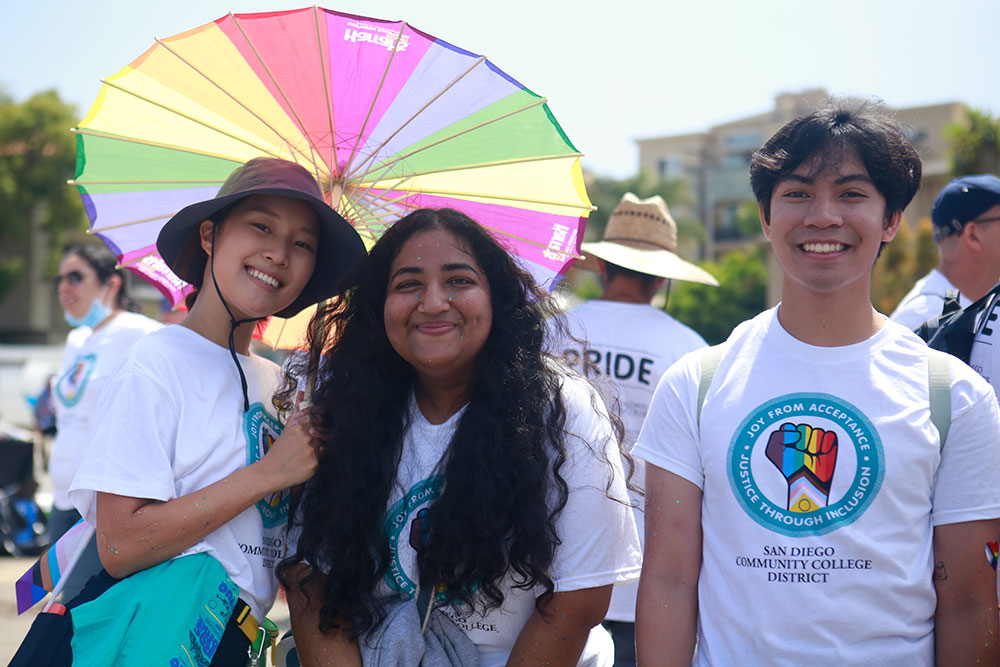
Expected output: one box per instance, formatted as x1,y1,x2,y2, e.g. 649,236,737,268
229,12,326,182
152,37,314,165
355,206,413,226
341,21,408,178
360,152,584,183
314,6,338,179
382,187,596,211
87,213,174,233
70,178,225,185
350,191,413,223
99,78,282,157
479,224,584,260
71,128,246,165
117,253,155,269
340,55,488,182
344,173,417,212
345,98,552,188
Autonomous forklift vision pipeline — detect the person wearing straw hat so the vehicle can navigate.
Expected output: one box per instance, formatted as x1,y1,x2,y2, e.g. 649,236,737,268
635,102,1000,666
554,192,717,666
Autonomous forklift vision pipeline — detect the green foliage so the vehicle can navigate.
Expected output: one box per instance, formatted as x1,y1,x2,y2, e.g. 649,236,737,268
946,108,1000,177
0,89,87,300
871,219,938,314
733,201,763,240
584,170,703,249
665,246,768,344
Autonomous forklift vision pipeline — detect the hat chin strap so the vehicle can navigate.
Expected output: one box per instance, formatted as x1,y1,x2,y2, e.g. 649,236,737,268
210,224,265,413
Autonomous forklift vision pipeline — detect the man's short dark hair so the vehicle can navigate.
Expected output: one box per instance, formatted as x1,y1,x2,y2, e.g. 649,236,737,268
603,260,660,291
750,101,922,224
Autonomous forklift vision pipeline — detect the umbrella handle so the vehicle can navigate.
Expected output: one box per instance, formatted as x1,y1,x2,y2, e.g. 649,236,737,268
297,298,327,412
42,522,97,612
299,368,316,411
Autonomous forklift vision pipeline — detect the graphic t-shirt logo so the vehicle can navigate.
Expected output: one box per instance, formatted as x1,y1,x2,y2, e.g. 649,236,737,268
243,403,288,528
383,476,444,598
727,393,884,537
55,354,97,407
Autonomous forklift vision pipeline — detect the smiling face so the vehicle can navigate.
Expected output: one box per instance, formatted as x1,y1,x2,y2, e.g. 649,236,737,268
383,228,493,388
762,148,900,299
200,194,319,320
56,253,107,320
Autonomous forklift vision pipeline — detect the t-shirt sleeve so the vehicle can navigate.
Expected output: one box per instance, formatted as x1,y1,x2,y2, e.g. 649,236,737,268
68,360,180,524
931,362,1000,526
633,352,705,489
548,377,642,592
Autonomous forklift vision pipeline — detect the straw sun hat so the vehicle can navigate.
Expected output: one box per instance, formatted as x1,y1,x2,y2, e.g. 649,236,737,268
580,193,718,286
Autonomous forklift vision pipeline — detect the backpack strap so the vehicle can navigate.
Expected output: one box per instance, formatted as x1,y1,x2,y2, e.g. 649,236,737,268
926,350,951,452
940,289,962,317
697,345,726,429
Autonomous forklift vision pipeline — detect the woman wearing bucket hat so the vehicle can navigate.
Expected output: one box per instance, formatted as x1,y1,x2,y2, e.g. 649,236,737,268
12,158,366,667
554,193,717,666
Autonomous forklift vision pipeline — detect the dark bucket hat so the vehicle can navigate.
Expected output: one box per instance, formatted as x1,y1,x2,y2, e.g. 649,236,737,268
156,157,366,317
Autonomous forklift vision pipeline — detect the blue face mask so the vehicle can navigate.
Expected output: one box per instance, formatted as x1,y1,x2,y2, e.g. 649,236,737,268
64,289,112,328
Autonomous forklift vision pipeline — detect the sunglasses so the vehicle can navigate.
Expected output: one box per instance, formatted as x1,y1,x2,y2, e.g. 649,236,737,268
53,270,85,290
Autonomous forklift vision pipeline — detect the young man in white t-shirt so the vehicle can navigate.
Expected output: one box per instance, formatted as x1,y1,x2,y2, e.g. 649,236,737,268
635,103,1000,666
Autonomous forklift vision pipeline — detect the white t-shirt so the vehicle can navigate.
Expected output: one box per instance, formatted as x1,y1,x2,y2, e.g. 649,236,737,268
891,268,972,331
50,312,162,509
381,374,641,667
69,325,290,620
555,300,706,622
635,307,1000,666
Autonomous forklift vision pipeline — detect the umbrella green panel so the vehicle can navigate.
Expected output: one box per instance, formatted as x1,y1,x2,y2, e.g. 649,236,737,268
367,90,581,182
74,133,241,195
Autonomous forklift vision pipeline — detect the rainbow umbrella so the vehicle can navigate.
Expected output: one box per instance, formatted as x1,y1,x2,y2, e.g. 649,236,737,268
72,7,592,309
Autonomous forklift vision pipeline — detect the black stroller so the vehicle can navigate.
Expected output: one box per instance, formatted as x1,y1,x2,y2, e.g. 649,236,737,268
0,433,49,556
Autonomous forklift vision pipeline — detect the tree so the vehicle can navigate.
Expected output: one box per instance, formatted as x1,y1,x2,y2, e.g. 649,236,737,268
584,170,705,255
0,89,87,301
665,245,768,345
871,218,938,315
946,108,1000,177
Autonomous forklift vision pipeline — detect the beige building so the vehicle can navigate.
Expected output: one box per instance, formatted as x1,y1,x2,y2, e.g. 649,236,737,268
637,89,966,263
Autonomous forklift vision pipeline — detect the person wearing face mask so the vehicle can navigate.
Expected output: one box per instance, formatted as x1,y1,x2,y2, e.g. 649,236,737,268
47,243,162,600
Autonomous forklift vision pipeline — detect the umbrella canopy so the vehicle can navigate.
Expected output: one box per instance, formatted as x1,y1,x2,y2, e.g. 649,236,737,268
72,7,592,310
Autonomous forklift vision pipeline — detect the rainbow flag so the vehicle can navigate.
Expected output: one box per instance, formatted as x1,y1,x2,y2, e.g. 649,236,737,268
986,541,999,571
15,519,95,614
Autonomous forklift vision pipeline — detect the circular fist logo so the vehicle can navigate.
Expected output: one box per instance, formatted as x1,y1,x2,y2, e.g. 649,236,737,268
727,393,884,537
243,402,289,528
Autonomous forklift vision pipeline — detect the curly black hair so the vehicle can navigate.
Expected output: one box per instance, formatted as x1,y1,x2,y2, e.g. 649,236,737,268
276,208,627,637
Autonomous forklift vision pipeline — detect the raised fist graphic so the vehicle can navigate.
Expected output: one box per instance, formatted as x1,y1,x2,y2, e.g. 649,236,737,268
765,423,838,513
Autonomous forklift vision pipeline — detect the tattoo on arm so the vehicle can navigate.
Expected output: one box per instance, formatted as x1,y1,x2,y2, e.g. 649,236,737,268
933,561,948,581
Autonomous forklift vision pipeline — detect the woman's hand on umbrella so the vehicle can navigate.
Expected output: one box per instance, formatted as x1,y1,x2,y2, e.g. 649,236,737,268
260,407,323,490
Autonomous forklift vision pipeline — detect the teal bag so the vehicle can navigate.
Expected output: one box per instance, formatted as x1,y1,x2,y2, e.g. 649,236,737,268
69,552,241,667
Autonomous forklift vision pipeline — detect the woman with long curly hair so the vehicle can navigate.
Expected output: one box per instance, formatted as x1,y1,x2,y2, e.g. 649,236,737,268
279,208,641,666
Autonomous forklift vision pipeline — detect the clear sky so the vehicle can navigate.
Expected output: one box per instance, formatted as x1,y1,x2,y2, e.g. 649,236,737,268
3,0,999,177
